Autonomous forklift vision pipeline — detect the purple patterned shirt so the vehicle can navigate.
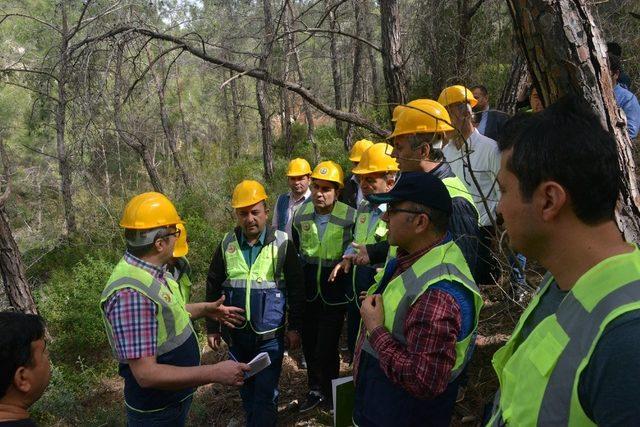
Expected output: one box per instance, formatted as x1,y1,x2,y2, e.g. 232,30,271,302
103,252,168,361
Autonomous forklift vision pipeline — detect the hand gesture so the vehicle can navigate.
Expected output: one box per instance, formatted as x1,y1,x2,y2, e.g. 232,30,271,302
343,243,370,266
329,259,352,282
203,296,245,328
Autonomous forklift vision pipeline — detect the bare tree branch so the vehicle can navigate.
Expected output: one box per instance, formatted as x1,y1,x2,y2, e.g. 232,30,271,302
277,27,381,52
89,26,389,136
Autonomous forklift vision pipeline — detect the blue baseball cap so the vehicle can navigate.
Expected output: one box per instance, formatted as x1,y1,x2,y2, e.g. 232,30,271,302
367,171,452,215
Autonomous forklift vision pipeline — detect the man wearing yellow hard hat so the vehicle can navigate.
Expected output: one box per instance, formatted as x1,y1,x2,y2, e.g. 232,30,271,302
272,158,312,238
339,139,374,208
292,161,356,412
101,192,249,426
205,180,305,426
439,85,502,286
367,98,481,279
328,143,398,359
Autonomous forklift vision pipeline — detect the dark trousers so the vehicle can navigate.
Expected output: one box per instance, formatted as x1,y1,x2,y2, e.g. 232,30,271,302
229,332,284,427
346,303,361,356
302,299,346,398
476,225,497,285
126,395,193,427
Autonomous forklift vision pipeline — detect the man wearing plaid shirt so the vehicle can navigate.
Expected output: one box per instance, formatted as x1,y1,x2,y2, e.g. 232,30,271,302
352,173,483,427
101,192,250,427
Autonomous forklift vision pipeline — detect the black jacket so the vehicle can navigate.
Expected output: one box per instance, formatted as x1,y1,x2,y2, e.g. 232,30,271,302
477,109,509,141
205,225,306,334
339,175,359,209
366,165,480,279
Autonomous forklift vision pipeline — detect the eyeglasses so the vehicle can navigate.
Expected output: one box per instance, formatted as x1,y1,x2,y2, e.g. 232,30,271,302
386,205,431,218
157,228,181,240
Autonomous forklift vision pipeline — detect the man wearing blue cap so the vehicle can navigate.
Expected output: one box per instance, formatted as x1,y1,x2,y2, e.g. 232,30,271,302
352,172,483,427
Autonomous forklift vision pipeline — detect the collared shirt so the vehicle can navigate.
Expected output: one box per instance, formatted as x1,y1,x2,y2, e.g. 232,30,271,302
103,252,169,361
614,83,640,139
315,213,332,240
238,227,267,267
476,106,490,135
443,129,501,226
272,189,311,237
353,235,463,398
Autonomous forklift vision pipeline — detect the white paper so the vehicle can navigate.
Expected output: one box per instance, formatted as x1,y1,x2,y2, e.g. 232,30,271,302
246,351,271,378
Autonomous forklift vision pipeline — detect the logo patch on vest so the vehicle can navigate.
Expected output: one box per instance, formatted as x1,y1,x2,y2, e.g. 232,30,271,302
227,244,237,254
160,291,172,303
359,216,366,223
302,223,311,231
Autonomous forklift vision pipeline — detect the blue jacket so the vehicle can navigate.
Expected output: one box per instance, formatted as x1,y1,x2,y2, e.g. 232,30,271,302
615,83,640,139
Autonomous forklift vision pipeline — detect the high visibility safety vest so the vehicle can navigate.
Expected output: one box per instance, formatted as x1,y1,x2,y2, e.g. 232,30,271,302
173,257,192,304
361,240,483,382
293,200,356,304
488,246,640,426
442,175,479,218
350,201,388,303
101,258,195,360
221,229,288,335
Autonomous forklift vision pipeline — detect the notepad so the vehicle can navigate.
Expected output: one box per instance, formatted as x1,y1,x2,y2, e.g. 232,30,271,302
246,351,271,378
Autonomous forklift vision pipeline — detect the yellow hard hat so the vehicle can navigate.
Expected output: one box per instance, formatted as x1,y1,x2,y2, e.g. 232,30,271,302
120,192,183,230
437,85,478,108
173,223,189,258
231,180,268,208
352,143,399,175
348,139,374,162
311,161,345,188
286,158,312,176
389,99,454,139
391,105,405,122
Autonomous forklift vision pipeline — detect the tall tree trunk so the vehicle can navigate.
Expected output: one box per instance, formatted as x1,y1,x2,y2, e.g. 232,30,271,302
0,139,37,314
379,0,408,112
454,0,472,77
326,0,345,136
56,4,77,236
282,19,294,156
344,0,365,150
257,80,274,179
365,0,381,108
147,52,191,189
258,0,275,179
149,50,191,189
114,42,165,193
498,51,530,115
230,75,242,158
508,0,640,240
286,0,319,162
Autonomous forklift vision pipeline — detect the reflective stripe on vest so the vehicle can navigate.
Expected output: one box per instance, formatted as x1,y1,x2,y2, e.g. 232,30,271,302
489,246,640,426
293,200,356,304
221,229,288,334
442,176,479,219
293,200,355,265
352,202,388,303
100,259,194,358
361,241,482,383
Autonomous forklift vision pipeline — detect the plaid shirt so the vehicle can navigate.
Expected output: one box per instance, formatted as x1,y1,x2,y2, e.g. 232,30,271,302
103,252,168,361
353,239,462,399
